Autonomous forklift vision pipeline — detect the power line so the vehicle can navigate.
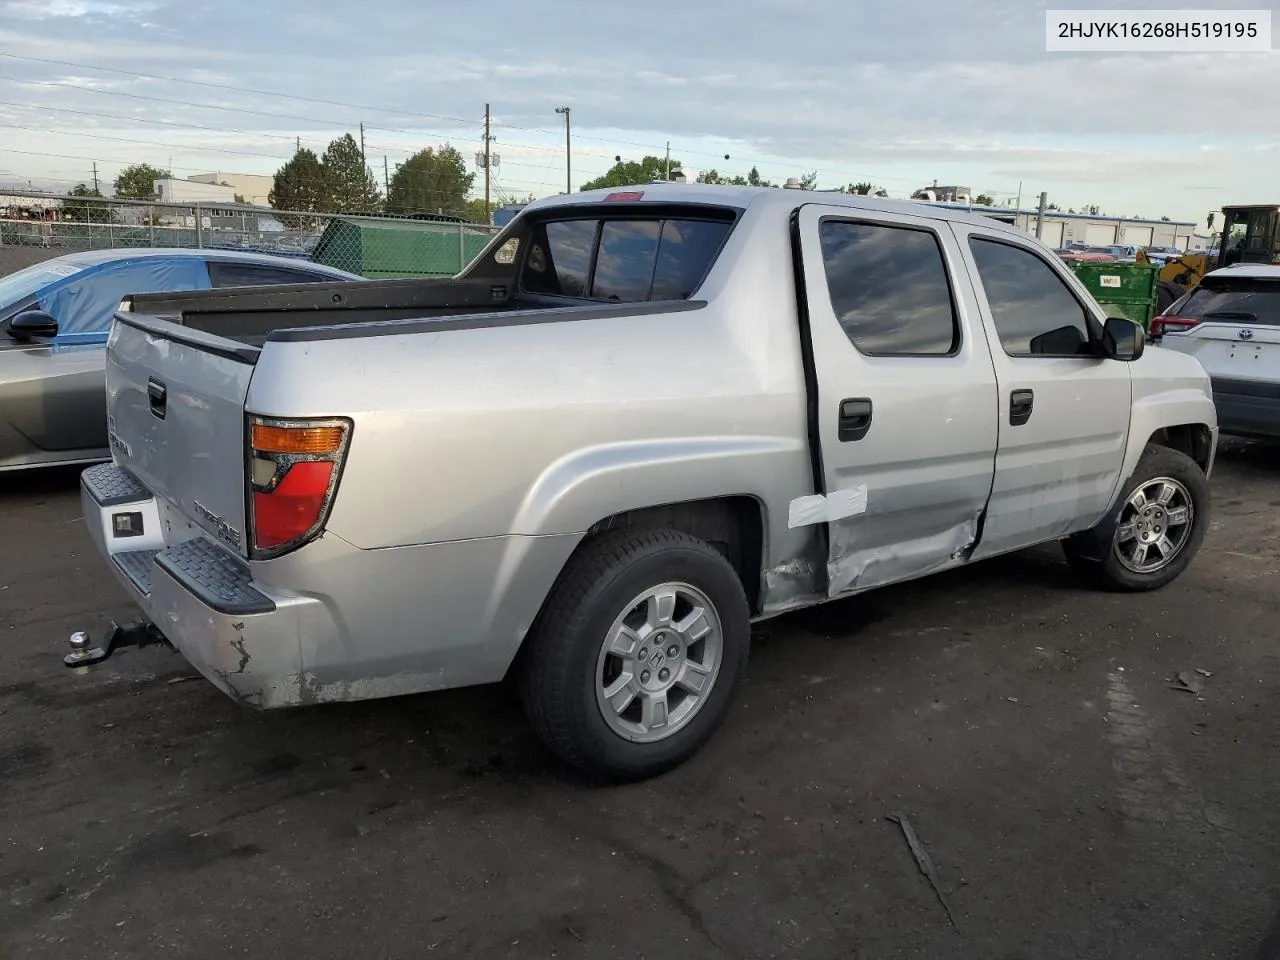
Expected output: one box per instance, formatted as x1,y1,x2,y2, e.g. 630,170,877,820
0,55,1021,196
0,55,934,186
0,53,479,128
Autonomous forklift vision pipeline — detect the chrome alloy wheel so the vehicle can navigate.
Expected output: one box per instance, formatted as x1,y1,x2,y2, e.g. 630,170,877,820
594,582,723,743
1113,476,1194,574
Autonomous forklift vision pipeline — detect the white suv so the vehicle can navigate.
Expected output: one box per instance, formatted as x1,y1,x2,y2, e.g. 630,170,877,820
1152,264,1280,440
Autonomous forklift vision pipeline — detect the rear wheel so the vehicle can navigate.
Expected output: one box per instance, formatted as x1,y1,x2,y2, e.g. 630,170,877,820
519,528,751,782
1063,444,1209,592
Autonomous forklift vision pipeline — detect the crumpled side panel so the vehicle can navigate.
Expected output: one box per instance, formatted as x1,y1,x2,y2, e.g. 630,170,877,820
826,510,981,597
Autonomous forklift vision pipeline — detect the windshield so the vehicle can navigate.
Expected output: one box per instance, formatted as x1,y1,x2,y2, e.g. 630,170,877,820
0,260,85,312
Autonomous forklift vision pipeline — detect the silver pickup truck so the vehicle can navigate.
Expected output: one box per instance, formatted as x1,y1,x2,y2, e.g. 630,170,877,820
71,184,1218,781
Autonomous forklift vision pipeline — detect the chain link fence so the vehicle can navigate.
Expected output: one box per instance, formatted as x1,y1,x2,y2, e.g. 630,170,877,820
0,191,502,280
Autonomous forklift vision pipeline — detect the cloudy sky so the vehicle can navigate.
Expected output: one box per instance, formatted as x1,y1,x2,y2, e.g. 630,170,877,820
0,0,1276,228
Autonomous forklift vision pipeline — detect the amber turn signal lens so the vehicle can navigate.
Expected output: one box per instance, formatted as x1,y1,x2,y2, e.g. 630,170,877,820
250,423,345,455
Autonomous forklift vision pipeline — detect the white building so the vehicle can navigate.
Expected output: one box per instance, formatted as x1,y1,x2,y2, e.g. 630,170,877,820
152,178,237,204
187,172,274,206
925,200,1197,251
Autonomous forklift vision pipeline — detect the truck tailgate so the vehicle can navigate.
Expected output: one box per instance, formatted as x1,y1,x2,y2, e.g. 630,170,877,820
106,314,256,558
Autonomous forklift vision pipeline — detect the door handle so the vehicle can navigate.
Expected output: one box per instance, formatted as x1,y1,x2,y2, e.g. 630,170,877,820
838,397,873,442
1009,389,1034,426
147,378,167,420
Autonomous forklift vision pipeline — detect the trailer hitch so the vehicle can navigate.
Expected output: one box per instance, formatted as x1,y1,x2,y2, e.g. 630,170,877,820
64,620,168,669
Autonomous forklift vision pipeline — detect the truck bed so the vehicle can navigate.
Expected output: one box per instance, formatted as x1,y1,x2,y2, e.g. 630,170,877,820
122,277,527,346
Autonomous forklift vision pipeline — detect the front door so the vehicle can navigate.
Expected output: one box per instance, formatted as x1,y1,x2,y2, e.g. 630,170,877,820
795,204,999,597
949,223,1134,559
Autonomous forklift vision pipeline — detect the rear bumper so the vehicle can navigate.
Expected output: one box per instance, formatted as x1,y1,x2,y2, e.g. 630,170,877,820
79,463,583,710
80,463,331,708
1211,377,1280,440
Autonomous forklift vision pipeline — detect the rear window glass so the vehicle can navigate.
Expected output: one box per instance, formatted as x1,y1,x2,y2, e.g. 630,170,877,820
523,220,596,297
520,215,731,301
1174,278,1280,326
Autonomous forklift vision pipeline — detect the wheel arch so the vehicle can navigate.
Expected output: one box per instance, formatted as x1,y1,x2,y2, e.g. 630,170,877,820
504,494,768,682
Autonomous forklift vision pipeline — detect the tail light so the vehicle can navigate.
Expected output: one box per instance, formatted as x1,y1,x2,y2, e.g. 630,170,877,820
1149,315,1200,338
247,416,351,558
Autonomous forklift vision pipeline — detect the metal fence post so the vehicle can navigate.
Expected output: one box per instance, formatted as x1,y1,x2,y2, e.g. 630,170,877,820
195,203,204,248
458,223,465,272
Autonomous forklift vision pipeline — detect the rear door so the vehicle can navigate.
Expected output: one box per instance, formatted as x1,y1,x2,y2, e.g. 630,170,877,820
951,223,1133,557
795,204,998,596
106,314,256,557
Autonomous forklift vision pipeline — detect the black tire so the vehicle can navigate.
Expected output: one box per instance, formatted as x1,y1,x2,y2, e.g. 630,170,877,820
518,528,750,782
1156,279,1185,315
1063,444,1209,592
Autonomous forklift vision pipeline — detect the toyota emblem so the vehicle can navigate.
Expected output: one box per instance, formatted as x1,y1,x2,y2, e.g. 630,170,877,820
1239,329,1255,341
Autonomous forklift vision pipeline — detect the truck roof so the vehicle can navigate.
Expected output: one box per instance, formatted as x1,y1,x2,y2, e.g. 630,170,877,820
523,182,1033,240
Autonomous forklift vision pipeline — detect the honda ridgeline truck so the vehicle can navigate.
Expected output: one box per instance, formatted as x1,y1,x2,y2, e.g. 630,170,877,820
69,184,1218,781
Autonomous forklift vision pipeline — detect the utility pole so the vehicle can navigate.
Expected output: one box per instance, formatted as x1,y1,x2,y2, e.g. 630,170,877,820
555,106,571,194
296,136,301,152
1035,191,1048,239
359,122,366,163
665,142,671,180
483,103,492,224
1015,180,1023,211
383,156,390,195
91,162,99,194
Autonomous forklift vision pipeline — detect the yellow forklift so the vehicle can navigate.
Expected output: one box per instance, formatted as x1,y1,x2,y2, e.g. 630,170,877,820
1140,203,1280,312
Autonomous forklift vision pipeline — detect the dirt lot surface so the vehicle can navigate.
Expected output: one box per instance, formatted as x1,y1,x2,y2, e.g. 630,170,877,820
2,443,1279,960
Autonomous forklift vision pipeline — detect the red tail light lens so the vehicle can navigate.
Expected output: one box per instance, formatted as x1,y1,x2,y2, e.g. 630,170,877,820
247,416,351,558
1149,315,1200,338
252,461,334,549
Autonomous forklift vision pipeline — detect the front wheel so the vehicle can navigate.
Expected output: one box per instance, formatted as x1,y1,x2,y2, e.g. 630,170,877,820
518,528,751,782
1064,444,1210,592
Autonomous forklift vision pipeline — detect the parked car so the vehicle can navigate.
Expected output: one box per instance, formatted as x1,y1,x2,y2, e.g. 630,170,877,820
71,185,1218,782
1151,263,1280,439
0,249,362,472
1143,245,1183,264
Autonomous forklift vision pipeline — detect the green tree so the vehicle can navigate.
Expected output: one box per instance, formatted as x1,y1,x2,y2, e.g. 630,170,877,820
580,155,679,191
321,134,381,213
974,193,995,206
269,148,331,213
796,171,818,190
385,145,474,217
463,197,493,223
62,183,115,223
113,163,169,200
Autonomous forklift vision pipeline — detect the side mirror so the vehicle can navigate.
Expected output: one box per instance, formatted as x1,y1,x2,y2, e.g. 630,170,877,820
6,309,59,341
1100,316,1144,362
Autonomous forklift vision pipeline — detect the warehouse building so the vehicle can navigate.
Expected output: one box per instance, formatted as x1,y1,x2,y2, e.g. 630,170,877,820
925,200,1198,250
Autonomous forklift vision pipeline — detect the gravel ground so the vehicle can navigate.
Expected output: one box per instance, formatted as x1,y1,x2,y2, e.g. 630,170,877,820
2,441,1279,960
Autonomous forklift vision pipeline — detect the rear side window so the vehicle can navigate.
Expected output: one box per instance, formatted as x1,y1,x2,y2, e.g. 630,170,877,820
521,215,731,302
208,262,335,288
1171,278,1280,326
818,219,958,356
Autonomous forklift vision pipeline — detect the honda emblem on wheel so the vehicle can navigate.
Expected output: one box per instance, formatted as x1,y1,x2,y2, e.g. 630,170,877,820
1238,329,1254,340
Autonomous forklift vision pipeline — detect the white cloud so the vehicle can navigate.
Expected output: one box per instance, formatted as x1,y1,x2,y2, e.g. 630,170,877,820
0,0,1275,224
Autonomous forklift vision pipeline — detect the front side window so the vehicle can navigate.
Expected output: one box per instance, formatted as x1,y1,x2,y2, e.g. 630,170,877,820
969,238,1094,357
818,219,958,356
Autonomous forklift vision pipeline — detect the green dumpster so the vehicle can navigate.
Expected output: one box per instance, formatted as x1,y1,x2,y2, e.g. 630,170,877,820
310,216,493,279
1067,261,1161,331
